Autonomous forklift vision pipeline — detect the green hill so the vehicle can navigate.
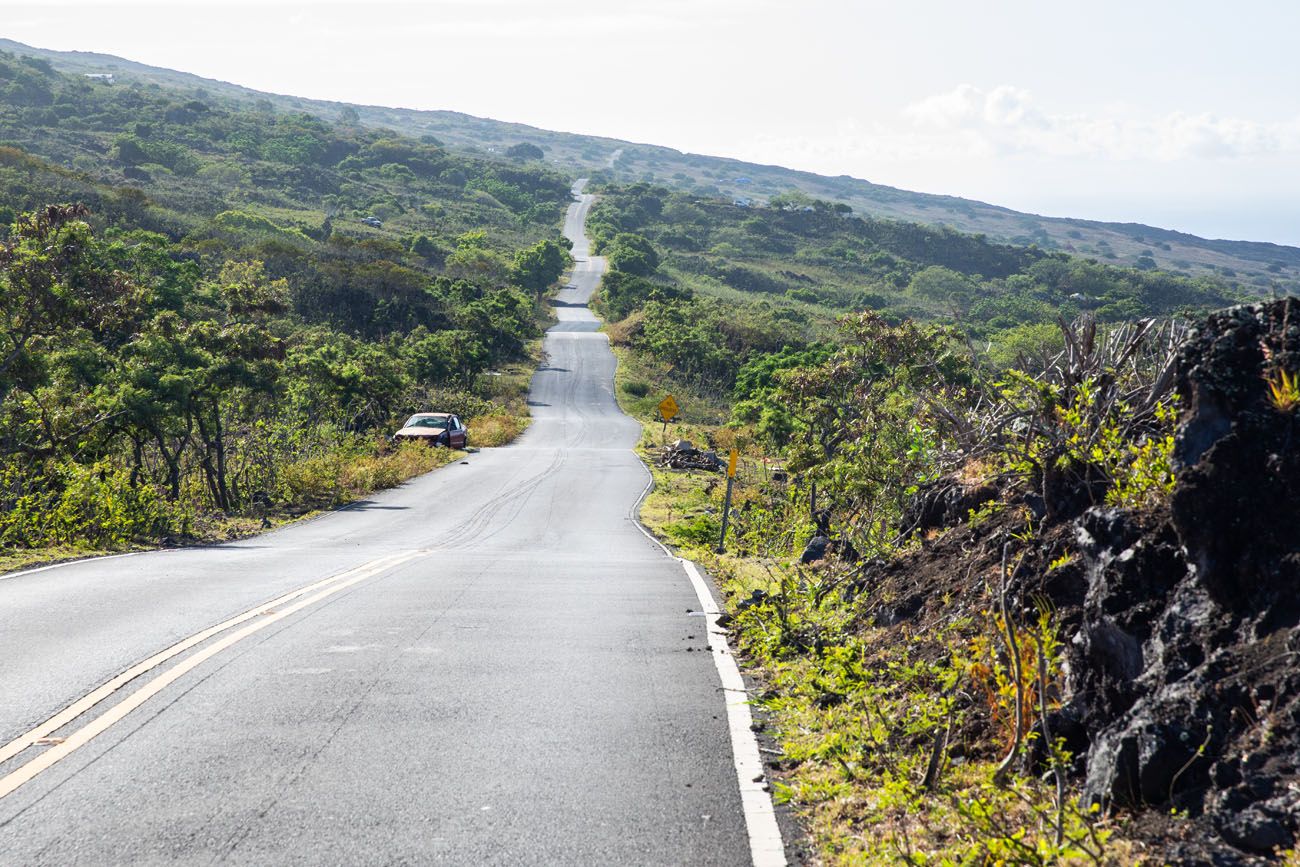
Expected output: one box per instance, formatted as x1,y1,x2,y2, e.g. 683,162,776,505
584,182,1237,410
4,37,1297,294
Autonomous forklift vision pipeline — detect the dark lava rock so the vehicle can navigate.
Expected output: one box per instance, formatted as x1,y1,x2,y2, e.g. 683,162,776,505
1217,807,1292,855
660,439,724,471
1069,508,1189,730
902,478,997,536
800,535,830,564
1172,299,1300,616
1070,299,1300,856
735,589,768,611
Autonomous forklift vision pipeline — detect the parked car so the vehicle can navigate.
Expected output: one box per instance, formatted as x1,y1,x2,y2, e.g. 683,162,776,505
392,413,468,448
361,216,382,228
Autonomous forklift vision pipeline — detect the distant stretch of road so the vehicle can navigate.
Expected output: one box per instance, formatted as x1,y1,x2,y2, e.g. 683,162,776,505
0,181,764,864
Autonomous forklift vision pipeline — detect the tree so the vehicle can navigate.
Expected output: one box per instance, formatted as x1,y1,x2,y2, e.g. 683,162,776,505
112,134,149,166
505,142,544,161
288,331,408,432
908,265,977,308
403,327,489,386
508,239,570,298
0,205,146,410
409,234,441,264
604,233,660,277
445,246,510,287
596,270,691,321
778,312,971,550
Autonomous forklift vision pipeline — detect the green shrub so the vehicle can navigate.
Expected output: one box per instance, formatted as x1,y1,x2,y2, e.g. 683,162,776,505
666,513,720,548
0,460,174,549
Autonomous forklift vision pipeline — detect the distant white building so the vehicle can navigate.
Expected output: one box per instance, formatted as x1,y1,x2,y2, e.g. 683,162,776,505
84,73,115,84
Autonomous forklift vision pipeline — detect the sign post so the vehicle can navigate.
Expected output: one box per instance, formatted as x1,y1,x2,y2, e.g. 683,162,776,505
657,394,679,442
716,448,738,554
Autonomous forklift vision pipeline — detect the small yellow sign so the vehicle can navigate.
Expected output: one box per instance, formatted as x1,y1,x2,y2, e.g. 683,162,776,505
727,448,738,478
658,394,679,422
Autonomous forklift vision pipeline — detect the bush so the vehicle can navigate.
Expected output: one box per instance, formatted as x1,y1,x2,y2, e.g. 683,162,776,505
279,441,453,507
666,513,720,548
0,460,174,549
340,441,449,494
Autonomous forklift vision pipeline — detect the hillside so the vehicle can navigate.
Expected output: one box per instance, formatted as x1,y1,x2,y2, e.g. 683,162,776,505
582,182,1237,413
625,295,1300,865
589,170,1300,864
4,37,1298,294
0,48,573,563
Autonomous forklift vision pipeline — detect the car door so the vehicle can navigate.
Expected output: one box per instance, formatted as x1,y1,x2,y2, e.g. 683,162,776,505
450,416,466,448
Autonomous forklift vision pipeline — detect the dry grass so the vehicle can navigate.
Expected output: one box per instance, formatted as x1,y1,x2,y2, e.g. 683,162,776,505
467,413,530,447
604,309,644,346
339,441,458,495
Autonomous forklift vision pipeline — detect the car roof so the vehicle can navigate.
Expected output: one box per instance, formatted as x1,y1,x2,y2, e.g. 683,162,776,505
408,412,452,419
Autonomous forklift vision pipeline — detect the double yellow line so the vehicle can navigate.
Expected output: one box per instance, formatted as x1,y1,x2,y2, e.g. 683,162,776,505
0,549,423,800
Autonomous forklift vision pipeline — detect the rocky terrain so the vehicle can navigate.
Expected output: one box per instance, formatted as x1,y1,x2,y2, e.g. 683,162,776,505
855,299,1299,863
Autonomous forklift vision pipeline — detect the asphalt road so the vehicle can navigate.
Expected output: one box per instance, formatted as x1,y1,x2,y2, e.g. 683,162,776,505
0,181,753,865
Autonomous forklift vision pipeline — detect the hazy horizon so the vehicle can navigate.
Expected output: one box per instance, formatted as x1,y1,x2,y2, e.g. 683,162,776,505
4,0,1298,246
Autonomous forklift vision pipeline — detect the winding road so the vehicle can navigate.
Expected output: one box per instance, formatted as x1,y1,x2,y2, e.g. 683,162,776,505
0,182,779,865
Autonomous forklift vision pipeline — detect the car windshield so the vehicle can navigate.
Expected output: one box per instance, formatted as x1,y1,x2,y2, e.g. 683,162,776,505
405,416,447,429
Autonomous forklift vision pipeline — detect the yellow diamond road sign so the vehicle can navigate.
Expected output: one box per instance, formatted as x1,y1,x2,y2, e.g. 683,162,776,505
658,395,679,422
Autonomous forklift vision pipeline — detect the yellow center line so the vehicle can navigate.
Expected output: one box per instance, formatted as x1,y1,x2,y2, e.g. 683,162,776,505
0,550,423,800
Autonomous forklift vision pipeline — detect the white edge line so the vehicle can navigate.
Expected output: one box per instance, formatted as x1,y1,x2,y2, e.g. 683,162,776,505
598,187,784,863
630,464,788,867
0,551,147,583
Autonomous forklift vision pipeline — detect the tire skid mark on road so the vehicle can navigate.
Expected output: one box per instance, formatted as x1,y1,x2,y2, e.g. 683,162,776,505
436,450,564,546
0,550,424,801
433,448,567,551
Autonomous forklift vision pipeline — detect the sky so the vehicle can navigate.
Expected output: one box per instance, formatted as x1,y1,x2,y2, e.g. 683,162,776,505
4,0,1298,245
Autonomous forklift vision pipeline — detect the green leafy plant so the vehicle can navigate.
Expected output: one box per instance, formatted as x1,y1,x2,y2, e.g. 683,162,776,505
1267,367,1300,412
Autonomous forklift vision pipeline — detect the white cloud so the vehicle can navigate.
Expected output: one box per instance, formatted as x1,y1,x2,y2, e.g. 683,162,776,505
905,84,1045,131
898,84,1300,162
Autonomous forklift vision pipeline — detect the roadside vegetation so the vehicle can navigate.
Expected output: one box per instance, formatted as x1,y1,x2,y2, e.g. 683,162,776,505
589,182,1239,421
0,52,573,569
602,181,1300,862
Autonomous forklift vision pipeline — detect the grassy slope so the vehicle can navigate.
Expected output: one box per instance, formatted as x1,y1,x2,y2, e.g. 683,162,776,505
591,185,1241,331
